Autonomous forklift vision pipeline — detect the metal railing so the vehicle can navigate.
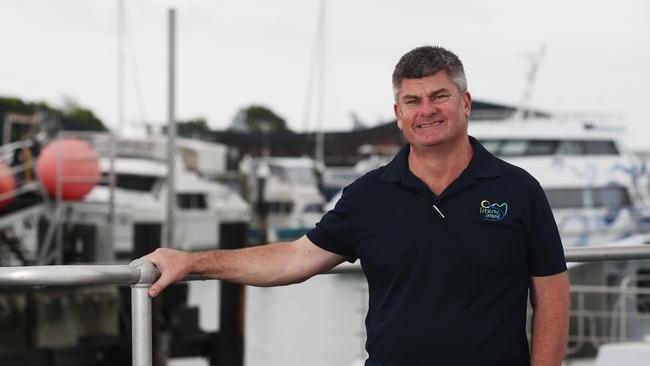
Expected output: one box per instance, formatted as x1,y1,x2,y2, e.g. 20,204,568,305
0,259,160,366
1,244,650,365
326,244,650,274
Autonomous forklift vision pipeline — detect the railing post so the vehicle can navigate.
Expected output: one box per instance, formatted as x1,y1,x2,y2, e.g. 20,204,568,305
130,259,159,366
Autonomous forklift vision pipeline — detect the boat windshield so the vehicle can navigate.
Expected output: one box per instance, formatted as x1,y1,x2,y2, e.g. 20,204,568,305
100,173,158,192
478,139,619,157
268,165,318,186
285,167,318,185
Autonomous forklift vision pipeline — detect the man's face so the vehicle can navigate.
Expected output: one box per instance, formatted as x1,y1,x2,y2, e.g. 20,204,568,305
393,71,471,150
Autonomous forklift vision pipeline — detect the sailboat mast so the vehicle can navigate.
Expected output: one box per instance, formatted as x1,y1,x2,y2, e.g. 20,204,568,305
116,0,125,135
165,8,177,248
314,0,326,164
513,44,545,121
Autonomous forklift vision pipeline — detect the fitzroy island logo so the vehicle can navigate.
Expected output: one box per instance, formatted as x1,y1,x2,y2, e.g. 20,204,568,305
480,200,508,221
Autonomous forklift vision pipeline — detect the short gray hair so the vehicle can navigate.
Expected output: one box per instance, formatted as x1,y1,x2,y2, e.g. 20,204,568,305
392,46,467,101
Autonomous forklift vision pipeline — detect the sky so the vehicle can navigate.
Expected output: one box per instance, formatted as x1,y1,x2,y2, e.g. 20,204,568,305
2,0,650,149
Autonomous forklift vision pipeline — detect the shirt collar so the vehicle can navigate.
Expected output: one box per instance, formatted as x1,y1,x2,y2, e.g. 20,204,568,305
380,135,501,183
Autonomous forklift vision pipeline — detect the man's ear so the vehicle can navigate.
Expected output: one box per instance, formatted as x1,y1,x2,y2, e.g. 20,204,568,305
394,104,403,130
463,91,472,119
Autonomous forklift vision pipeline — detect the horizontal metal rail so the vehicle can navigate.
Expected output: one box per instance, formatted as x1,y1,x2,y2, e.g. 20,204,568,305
0,264,142,287
564,245,650,262
325,244,650,274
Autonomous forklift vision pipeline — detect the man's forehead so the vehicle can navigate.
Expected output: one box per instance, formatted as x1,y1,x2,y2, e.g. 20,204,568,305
401,69,450,80
399,72,454,95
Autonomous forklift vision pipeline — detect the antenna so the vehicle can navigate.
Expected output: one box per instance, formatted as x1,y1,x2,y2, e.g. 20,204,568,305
302,0,327,164
513,44,546,121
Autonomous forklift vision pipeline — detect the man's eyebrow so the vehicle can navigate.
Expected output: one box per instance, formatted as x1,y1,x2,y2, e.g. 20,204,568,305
400,94,420,101
401,88,450,101
427,88,450,97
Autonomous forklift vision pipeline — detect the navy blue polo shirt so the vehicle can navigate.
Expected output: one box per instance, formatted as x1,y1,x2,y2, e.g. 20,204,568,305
307,136,567,366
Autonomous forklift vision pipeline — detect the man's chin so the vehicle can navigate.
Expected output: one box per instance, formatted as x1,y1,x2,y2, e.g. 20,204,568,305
410,140,445,150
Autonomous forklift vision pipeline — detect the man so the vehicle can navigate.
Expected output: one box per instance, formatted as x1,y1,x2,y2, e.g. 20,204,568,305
143,46,570,365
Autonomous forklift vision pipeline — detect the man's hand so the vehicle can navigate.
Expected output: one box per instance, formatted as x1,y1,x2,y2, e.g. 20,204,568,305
142,248,195,298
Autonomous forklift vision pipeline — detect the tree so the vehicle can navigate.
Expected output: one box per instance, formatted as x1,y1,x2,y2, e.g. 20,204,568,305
0,96,41,116
230,105,289,133
61,107,107,131
60,98,107,131
0,96,107,143
177,118,210,136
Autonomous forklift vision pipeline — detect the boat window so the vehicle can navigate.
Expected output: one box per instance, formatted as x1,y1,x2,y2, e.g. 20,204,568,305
98,173,157,192
262,164,318,185
303,203,323,213
582,140,619,155
526,140,558,155
544,187,631,209
592,186,631,208
499,140,529,156
480,140,502,155
478,138,619,156
545,188,585,209
556,140,619,155
478,139,558,156
268,164,288,181
285,167,318,186
267,201,294,214
177,193,207,210
556,141,582,155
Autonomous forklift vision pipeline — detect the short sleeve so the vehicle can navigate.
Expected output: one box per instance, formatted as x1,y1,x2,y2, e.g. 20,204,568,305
306,186,360,262
526,182,567,276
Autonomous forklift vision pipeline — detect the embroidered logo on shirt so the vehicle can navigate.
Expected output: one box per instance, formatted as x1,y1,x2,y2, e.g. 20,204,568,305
480,200,508,221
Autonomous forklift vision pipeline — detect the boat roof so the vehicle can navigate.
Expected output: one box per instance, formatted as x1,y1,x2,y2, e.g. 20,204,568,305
99,157,167,176
469,119,626,141
248,156,320,169
99,156,231,193
502,156,634,188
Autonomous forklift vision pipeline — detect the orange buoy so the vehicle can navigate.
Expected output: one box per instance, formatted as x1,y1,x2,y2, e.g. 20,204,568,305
0,162,16,209
36,138,100,200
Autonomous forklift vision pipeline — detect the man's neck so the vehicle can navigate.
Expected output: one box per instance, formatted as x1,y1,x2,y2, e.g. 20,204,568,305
407,137,473,196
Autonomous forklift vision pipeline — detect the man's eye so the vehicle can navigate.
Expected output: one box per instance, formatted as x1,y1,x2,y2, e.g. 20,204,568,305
433,94,450,102
405,99,418,105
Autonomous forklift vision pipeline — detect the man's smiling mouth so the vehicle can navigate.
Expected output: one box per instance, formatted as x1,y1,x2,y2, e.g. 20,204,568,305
416,120,444,128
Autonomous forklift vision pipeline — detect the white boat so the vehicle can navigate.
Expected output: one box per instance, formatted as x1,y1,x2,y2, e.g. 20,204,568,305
469,118,650,357
469,118,650,247
240,156,325,242
67,134,251,257
325,118,650,247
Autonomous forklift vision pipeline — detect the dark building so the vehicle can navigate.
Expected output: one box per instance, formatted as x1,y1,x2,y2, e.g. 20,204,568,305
193,100,549,168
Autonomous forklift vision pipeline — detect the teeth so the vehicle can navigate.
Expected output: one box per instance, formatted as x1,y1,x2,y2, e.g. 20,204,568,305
417,120,443,128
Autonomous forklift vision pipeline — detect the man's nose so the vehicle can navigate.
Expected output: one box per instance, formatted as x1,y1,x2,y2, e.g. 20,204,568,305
418,98,441,116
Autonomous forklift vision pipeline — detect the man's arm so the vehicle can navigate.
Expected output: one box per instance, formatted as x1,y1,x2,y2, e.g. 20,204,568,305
142,235,347,297
529,271,570,366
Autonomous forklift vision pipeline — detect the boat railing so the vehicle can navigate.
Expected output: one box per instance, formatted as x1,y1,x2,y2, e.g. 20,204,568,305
2,245,650,365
